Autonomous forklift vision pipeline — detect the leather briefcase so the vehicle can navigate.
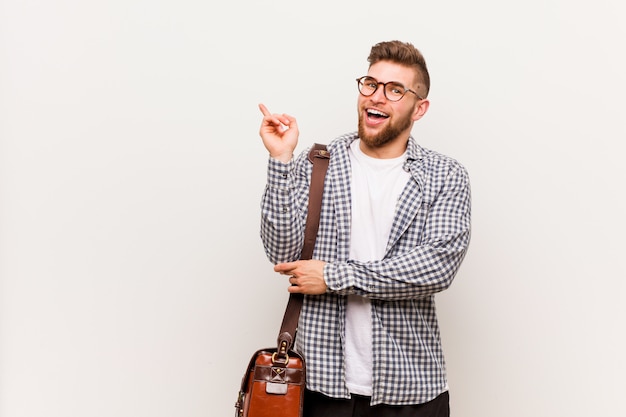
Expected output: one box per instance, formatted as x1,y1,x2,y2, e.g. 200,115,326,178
235,347,305,417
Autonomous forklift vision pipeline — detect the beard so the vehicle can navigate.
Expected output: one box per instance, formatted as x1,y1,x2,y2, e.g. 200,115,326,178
357,110,413,148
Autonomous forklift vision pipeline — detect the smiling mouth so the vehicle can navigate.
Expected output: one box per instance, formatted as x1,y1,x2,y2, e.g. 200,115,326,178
366,109,389,120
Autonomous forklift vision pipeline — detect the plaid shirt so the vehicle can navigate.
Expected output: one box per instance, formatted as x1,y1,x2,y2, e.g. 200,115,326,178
260,132,471,405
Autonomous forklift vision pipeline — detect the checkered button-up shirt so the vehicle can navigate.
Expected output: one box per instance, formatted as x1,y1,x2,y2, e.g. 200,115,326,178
260,132,471,405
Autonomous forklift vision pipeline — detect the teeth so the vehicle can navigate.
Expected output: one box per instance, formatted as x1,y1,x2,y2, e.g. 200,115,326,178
367,109,388,117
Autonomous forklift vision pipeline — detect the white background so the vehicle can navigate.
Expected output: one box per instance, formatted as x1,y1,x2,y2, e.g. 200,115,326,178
1,1,625,416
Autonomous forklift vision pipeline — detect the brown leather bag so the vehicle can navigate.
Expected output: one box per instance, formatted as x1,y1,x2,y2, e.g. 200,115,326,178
235,144,330,417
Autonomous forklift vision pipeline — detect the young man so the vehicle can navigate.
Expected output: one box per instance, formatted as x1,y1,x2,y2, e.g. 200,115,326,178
258,40,471,417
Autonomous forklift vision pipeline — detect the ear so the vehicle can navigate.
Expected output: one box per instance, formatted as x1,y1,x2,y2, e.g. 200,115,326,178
411,99,430,122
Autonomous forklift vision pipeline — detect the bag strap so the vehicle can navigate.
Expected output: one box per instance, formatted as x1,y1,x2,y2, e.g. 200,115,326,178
276,143,330,357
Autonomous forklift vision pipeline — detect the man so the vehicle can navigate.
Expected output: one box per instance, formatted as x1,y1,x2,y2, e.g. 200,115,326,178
257,40,471,417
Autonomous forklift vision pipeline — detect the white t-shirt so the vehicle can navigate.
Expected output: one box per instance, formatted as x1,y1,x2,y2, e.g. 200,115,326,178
345,140,410,396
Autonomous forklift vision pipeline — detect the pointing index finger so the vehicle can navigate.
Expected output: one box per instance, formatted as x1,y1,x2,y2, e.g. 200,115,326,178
258,103,271,117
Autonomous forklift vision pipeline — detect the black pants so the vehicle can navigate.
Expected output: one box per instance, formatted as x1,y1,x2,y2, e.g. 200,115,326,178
303,390,450,417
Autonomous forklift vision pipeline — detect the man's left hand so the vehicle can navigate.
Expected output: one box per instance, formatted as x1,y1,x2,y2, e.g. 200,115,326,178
274,260,327,295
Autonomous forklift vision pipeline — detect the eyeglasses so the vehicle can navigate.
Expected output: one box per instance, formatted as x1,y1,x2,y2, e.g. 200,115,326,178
356,76,423,101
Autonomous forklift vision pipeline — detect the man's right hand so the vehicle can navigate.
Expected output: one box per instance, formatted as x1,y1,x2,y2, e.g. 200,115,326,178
258,103,299,163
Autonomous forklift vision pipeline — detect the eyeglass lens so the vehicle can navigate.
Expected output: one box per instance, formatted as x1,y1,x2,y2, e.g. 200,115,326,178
357,77,408,101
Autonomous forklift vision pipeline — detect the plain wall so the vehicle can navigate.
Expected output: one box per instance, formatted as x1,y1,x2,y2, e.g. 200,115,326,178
1,1,625,416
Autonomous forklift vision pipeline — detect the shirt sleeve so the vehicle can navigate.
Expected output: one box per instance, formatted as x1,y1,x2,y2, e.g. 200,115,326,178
260,151,312,264
324,162,471,300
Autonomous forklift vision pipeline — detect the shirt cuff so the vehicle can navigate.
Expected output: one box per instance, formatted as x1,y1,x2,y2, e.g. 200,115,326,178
267,156,293,189
324,262,354,295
